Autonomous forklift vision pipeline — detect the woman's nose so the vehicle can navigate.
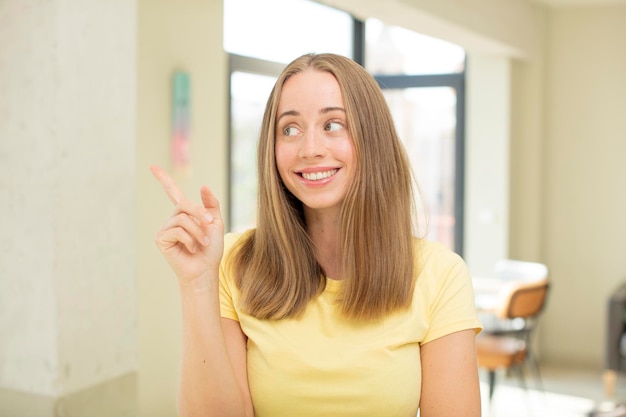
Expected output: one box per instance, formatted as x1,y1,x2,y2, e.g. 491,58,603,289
298,130,325,159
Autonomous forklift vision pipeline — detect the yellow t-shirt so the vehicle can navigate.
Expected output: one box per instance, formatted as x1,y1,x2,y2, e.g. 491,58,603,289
219,232,482,417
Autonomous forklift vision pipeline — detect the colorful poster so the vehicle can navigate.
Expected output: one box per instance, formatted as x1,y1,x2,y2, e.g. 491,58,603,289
172,71,190,175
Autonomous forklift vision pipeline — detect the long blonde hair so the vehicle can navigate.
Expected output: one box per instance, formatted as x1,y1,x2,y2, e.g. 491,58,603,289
230,53,417,321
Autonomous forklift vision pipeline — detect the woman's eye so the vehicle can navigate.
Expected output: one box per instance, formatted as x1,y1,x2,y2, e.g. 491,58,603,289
283,126,299,136
325,121,343,132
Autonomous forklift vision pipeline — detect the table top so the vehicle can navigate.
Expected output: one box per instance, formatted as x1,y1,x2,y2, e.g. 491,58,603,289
472,277,503,312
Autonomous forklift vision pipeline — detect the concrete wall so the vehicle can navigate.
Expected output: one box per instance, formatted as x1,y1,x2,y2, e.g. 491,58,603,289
0,0,136,413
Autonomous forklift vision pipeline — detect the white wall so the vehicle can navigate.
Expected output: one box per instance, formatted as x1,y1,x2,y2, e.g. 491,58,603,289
464,56,511,276
136,1,227,416
542,4,626,366
321,0,540,57
0,0,136,398
509,9,547,263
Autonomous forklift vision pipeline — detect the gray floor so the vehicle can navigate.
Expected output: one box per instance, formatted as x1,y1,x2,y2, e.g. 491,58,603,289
485,362,626,402
0,372,137,417
482,361,626,417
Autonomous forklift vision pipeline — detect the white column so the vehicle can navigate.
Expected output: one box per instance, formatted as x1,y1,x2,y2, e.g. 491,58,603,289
0,0,137,404
464,54,511,276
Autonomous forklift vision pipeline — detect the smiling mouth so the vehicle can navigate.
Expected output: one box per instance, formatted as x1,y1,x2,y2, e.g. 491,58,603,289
300,169,338,181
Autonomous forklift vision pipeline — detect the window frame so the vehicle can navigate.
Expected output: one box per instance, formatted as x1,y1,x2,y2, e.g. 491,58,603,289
372,72,466,255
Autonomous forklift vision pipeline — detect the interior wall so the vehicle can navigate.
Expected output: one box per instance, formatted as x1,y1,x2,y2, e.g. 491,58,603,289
0,0,136,400
0,0,60,396
463,55,511,276
541,4,626,366
509,9,548,264
136,1,227,416
397,0,540,58
320,0,540,58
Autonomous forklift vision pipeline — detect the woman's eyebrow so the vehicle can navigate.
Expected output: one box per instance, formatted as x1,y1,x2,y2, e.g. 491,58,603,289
277,110,299,122
320,106,346,114
277,107,345,122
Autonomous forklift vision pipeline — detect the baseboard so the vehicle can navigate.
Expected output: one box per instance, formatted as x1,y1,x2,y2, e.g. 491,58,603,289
0,372,137,417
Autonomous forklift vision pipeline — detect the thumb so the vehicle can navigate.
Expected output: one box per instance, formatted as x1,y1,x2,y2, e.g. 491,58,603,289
200,186,222,220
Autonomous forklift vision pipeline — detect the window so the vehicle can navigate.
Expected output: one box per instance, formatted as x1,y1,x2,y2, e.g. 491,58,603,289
229,70,276,230
365,18,465,252
365,18,465,75
224,2,465,253
224,0,353,64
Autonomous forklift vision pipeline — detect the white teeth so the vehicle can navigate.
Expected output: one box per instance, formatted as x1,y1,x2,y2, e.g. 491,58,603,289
302,169,337,181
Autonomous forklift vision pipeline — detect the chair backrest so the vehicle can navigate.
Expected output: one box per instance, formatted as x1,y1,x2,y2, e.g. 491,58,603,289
494,259,548,283
497,279,550,320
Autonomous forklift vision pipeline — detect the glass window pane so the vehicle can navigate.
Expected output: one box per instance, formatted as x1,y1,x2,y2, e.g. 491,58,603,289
230,71,277,231
224,0,353,64
365,18,465,75
382,87,458,249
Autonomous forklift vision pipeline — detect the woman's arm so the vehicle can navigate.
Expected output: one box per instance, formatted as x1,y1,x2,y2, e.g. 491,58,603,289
419,329,482,417
177,279,253,417
151,166,253,417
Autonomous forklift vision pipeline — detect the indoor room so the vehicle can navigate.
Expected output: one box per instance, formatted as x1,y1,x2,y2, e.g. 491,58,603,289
1,0,626,416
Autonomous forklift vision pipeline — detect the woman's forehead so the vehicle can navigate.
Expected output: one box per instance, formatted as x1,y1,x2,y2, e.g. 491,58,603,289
277,70,344,114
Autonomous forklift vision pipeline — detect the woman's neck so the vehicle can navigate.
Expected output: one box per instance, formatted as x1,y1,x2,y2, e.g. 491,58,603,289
305,210,342,280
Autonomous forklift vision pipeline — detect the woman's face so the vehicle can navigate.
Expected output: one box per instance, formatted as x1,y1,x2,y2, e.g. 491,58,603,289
275,69,355,217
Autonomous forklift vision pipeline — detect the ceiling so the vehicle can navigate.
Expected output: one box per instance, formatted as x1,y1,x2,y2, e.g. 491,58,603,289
529,0,626,7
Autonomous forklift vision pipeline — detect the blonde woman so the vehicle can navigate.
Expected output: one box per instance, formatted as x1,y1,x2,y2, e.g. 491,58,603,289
152,53,482,417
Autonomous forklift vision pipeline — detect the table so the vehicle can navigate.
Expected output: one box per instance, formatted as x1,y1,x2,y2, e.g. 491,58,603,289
473,277,504,313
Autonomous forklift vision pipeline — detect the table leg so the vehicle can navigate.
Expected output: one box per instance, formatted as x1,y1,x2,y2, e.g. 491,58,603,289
604,369,617,399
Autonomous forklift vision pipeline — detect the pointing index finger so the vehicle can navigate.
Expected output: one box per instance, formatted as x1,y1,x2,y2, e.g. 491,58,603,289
150,165,184,205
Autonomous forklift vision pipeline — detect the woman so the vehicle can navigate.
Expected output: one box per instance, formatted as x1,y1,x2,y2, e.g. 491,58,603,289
152,53,483,417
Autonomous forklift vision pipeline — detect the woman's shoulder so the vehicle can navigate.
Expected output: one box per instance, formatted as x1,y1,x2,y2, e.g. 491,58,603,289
413,238,463,264
412,238,468,282
220,230,256,285
224,229,255,252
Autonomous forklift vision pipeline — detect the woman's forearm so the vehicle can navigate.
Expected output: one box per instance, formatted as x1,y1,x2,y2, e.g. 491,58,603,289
177,273,250,417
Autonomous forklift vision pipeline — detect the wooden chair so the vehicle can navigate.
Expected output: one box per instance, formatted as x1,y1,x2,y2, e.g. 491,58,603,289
476,278,550,402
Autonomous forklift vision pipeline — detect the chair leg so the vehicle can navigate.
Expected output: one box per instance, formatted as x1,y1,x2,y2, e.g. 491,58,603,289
488,370,496,401
512,363,528,392
526,352,545,392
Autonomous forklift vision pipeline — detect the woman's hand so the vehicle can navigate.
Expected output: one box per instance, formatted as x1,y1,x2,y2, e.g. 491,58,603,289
151,165,224,284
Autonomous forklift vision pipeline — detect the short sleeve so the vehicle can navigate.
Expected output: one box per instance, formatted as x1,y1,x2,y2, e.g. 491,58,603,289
420,246,483,344
218,232,243,322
